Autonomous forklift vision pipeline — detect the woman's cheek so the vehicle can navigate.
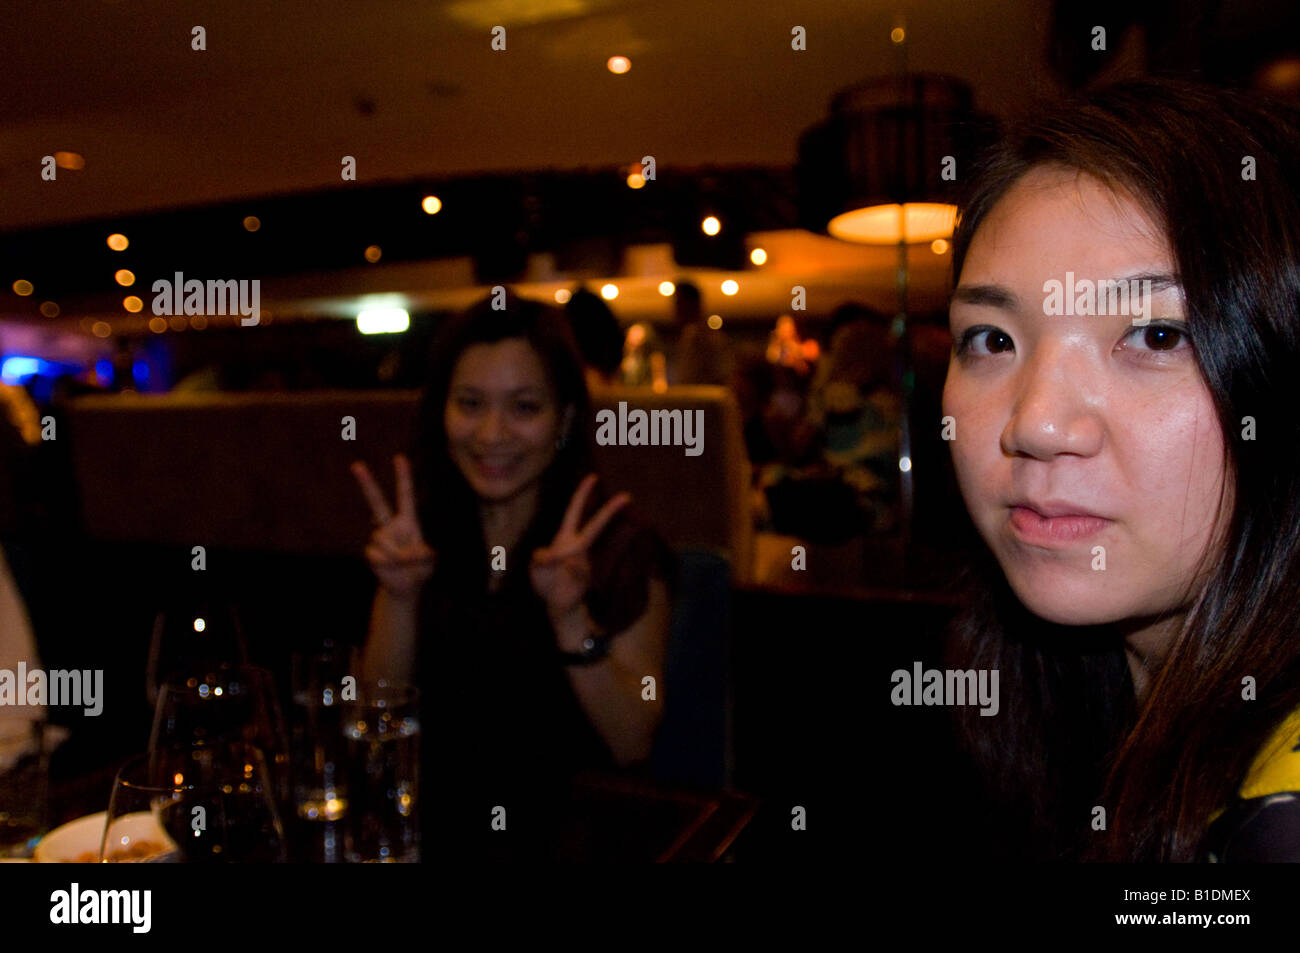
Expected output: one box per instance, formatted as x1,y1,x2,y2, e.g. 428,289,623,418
943,384,985,477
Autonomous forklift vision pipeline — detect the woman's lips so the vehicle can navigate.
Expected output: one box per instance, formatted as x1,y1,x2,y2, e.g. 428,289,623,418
1009,505,1111,545
473,456,520,479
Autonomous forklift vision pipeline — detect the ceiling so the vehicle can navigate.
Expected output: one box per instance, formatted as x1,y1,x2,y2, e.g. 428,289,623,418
1,0,1066,231
16,0,1295,355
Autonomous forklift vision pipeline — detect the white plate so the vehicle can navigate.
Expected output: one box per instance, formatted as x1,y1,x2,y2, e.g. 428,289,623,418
34,811,175,863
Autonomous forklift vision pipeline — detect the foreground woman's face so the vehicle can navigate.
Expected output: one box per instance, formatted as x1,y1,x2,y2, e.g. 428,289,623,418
445,338,564,504
944,165,1228,627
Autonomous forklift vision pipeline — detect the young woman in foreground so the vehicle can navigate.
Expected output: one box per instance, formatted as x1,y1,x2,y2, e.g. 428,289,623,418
944,79,1300,862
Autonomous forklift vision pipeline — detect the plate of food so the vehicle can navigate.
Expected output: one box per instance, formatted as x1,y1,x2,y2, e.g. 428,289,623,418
34,811,176,863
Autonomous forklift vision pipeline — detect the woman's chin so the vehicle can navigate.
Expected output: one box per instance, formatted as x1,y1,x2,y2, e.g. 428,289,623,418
469,478,524,502
464,469,539,504
1005,576,1132,627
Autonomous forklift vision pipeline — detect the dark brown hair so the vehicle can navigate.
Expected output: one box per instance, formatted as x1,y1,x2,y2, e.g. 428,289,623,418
945,79,1300,862
411,291,673,626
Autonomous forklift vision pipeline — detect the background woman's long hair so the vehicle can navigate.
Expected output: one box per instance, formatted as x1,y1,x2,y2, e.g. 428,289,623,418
410,292,597,595
944,79,1300,862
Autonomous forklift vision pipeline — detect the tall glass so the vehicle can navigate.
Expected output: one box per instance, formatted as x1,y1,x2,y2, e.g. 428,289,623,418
343,682,419,863
0,721,48,858
289,644,355,862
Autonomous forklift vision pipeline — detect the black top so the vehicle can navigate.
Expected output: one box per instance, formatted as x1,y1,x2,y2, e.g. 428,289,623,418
414,489,675,860
1204,792,1300,862
1203,703,1300,862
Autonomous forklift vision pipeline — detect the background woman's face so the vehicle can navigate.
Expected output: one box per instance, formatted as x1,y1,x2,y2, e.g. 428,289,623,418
445,338,565,504
944,165,1229,626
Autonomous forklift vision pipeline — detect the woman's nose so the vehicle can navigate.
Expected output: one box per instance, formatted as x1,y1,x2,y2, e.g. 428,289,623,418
1000,344,1105,460
476,407,511,442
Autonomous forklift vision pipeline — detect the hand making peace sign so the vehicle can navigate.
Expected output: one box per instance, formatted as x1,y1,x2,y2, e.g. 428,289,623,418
530,473,631,620
351,453,437,600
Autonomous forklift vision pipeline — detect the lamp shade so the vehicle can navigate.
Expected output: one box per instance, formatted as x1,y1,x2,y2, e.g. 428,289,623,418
797,74,997,244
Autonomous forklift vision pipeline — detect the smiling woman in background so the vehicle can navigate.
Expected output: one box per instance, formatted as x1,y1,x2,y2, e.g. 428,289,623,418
942,80,1300,862
353,293,675,859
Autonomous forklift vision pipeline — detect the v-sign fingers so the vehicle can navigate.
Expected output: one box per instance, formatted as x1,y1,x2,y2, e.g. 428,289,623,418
576,492,632,549
532,549,588,577
394,454,417,519
351,461,394,525
560,473,600,536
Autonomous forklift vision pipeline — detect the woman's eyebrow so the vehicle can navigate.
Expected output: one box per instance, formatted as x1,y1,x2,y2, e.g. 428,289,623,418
951,274,1181,310
1116,272,1182,297
951,283,1021,310
456,386,545,397
1119,271,1179,285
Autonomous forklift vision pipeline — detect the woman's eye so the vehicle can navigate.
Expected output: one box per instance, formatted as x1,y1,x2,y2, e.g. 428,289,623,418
955,326,1014,356
455,396,482,411
514,402,542,416
1121,322,1191,354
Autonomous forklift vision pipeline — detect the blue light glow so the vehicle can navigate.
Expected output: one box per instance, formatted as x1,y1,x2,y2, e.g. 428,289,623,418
1,356,46,383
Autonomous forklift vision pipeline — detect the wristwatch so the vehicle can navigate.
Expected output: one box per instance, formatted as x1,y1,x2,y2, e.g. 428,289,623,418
556,618,612,666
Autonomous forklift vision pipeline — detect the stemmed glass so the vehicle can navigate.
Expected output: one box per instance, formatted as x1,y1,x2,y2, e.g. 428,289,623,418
99,754,184,863
148,665,291,809
102,742,286,863
145,599,249,710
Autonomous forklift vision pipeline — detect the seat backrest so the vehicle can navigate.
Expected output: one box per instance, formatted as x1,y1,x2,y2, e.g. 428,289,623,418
649,549,733,791
65,387,754,580
590,386,753,583
65,390,419,556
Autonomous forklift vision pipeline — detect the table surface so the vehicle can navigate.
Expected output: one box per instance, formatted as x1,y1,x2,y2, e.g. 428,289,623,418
44,758,757,863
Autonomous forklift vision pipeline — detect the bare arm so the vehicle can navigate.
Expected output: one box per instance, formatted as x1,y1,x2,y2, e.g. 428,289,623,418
552,577,671,766
361,588,421,686
351,455,436,687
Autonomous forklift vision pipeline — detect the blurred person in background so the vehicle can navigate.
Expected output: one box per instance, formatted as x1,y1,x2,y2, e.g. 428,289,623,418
352,292,675,860
0,368,48,810
0,369,44,586
765,314,820,377
619,321,667,390
756,305,902,542
733,352,780,467
563,287,623,392
668,280,735,388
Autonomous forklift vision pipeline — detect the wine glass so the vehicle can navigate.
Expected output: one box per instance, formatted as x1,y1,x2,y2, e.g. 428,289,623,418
103,743,287,863
148,665,291,808
100,754,185,863
145,599,248,710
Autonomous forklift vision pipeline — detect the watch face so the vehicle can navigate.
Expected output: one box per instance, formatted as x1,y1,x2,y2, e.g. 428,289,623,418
558,634,608,665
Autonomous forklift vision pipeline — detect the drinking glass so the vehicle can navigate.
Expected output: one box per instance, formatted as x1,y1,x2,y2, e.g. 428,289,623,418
342,682,420,863
0,721,48,858
149,665,291,808
103,743,287,863
100,754,185,863
288,643,356,862
145,598,249,709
